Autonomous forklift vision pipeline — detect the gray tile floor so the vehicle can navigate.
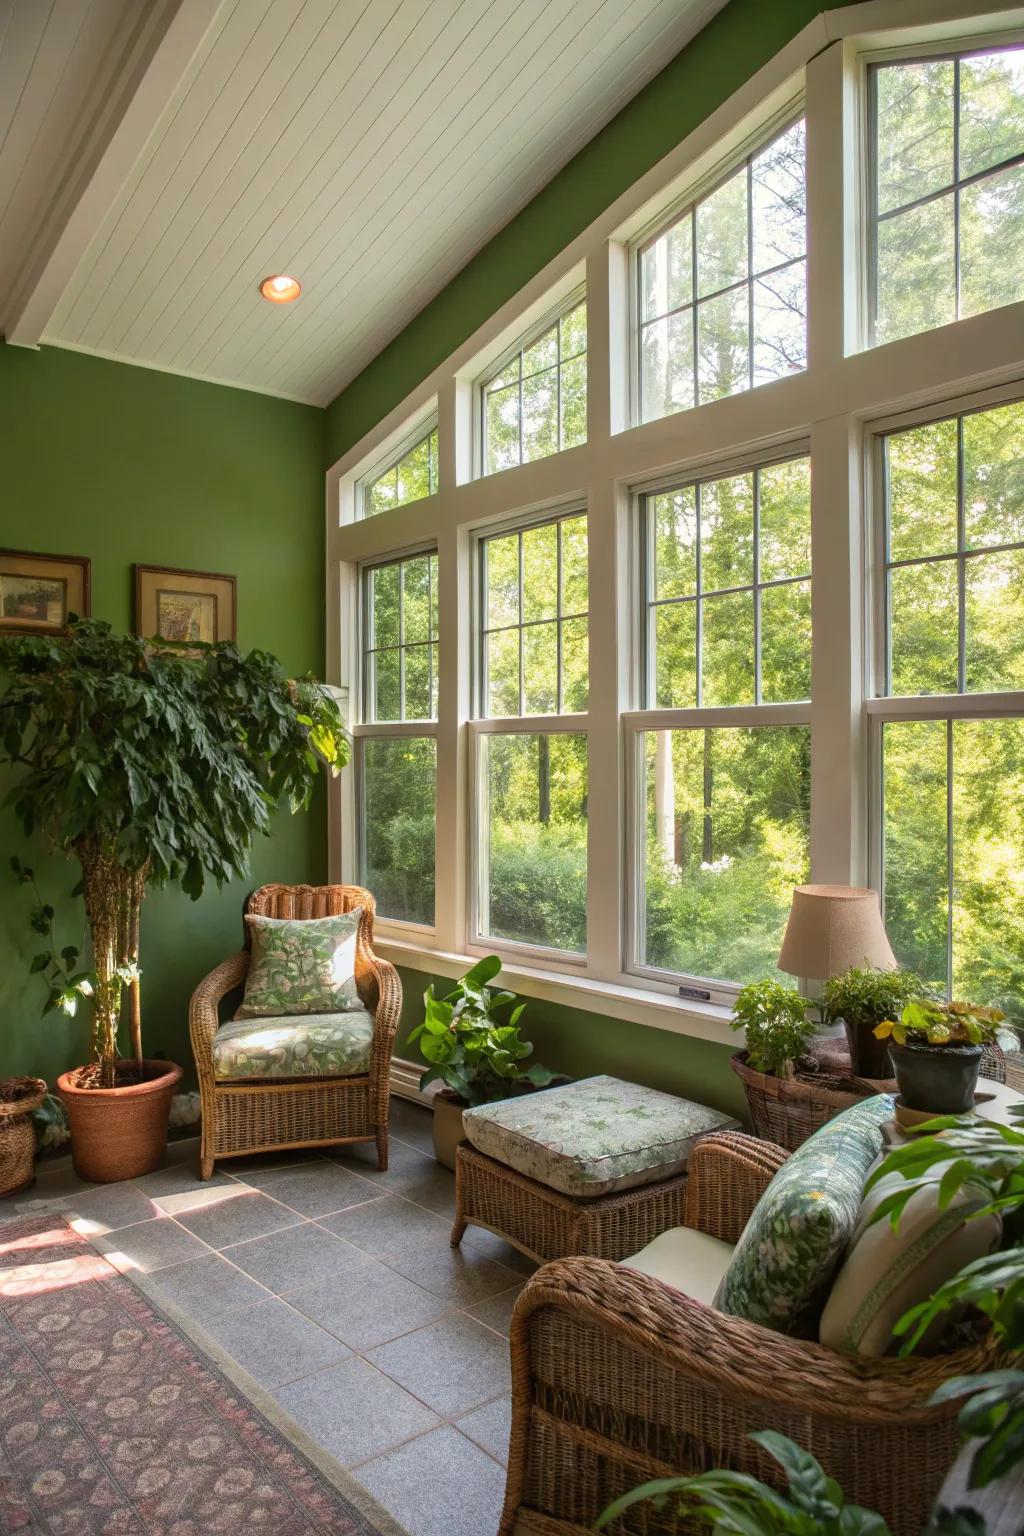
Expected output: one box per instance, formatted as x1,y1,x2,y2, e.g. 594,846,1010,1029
5,1098,530,1536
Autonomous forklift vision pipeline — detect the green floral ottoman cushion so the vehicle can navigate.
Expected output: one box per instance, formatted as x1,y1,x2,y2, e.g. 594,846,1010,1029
212,1010,374,1080
236,910,363,1018
713,1094,895,1335
462,1075,740,1198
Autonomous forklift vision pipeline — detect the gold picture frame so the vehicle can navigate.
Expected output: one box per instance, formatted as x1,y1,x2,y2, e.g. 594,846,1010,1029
134,565,237,647
0,548,91,635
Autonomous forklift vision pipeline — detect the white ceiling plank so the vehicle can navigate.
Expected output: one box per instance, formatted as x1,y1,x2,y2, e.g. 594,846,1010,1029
0,0,54,154
127,0,461,363
186,0,605,383
234,0,676,394
4,0,225,348
28,0,724,399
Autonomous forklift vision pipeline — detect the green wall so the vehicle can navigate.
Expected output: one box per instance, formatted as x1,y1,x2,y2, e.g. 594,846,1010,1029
0,342,326,1088
394,969,745,1122
325,0,856,464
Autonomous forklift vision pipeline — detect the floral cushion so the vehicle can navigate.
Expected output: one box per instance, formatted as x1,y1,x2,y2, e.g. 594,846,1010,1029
462,1075,740,1198
236,910,363,1018
713,1094,895,1335
212,1010,374,1080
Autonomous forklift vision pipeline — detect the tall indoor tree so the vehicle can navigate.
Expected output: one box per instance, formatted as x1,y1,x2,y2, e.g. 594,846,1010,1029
0,619,346,1172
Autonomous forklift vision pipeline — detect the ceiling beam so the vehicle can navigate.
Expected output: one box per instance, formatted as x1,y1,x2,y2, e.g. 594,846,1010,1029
3,0,223,349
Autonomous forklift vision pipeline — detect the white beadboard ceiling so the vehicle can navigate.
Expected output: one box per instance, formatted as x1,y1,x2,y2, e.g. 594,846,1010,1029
2,0,726,406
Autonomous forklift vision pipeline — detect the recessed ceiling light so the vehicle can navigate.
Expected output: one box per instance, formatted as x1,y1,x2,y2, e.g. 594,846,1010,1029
259,273,301,304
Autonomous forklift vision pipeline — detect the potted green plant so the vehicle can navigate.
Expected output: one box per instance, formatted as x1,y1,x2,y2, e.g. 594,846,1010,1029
874,999,1004,1115
0,618,345,1182
730,978,817,1076
822,965,924,1078
408,955,559,1168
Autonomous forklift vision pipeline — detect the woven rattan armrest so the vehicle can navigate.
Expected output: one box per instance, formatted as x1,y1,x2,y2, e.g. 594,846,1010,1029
511,1256,993,1426
682,1130,789,1243
189,951,248,1079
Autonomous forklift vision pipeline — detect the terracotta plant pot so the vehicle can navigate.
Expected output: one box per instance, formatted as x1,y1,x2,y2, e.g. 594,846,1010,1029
888,1039,983,1116
57,1060,183,1183
431,1090,467,1171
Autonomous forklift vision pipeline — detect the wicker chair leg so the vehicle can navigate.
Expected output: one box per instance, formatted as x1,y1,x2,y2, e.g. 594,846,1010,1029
450,1216,467,1248
200,1153,215,1180
375,1125,389,1172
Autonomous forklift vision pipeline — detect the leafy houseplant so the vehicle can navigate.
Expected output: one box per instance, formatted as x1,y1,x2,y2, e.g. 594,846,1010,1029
875,1000,1004,1115
408,955,558,1168
823,965,924,1079
730,979,817,1076
0,619,345,1181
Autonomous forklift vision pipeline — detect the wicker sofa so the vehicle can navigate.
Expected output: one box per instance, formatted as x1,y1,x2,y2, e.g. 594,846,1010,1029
501,1131,1000,1536
190,883,401,1179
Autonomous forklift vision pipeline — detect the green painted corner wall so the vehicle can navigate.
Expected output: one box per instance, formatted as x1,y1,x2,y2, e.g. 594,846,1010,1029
393,969,746,1122
325,0,859,466
0,342,327,1089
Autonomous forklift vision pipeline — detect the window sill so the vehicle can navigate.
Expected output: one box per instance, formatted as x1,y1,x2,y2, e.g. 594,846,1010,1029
374,936,737,1047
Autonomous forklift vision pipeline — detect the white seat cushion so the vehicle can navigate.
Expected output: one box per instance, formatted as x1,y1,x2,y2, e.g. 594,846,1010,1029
620,1225,735,1307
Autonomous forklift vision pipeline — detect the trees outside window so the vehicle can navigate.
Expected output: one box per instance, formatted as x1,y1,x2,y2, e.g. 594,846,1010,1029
877,397,1024,1024
481,298,587,474
638,119,806,422
871,46,1024,344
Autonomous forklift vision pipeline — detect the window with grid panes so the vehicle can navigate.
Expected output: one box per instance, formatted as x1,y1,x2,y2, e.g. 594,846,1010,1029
362,425,439,518
637,118,806,423
633,457,812,990
475,513,588,955
876,397,1024,1017
481,297,587,475
357,550,438,925
870,45,1024,344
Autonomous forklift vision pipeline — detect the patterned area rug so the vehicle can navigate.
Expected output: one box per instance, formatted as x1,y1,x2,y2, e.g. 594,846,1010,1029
0,1213,408,1535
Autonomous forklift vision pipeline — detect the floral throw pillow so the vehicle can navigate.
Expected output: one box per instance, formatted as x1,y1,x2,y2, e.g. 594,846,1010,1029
236,910,364,1018
713,1094,895,1335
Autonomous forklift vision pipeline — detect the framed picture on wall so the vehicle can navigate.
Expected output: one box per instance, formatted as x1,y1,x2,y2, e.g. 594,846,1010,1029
135,565,237,646
0,548,91,635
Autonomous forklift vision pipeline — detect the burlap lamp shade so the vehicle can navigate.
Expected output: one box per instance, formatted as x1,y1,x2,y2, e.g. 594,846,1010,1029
778,884,897,980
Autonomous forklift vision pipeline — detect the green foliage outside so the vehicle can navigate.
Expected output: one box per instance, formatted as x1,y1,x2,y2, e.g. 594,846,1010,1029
484,300,586,474
874,51,1024,342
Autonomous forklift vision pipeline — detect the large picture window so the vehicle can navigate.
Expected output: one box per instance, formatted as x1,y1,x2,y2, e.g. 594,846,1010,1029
871,45,1024,345
480,297,587,475
637,119,806,423
875,397,1024,1020
331,8,1024,1042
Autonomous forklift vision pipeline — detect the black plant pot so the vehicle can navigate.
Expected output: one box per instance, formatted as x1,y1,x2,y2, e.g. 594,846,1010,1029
888,1038,983,1115
843,1016,896,1079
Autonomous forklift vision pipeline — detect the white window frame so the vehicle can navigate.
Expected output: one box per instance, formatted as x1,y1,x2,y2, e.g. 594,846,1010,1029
624,444,813,1004
326,0,1024,1050
865,379,1024,994
630,108,808,428
864,28,1024,348
356,414,439,521
353,544,439,936
475,285,587,478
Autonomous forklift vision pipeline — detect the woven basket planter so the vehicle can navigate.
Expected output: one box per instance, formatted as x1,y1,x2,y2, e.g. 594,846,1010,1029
730,1050,888,1151
0,1077,46,1196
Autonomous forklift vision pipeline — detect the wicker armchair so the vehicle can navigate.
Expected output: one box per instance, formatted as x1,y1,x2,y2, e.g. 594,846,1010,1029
502,1131,1001,1536
190,883,401,1179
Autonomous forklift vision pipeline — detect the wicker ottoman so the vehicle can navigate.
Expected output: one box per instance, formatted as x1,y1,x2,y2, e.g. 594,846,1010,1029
450,1074,739,1265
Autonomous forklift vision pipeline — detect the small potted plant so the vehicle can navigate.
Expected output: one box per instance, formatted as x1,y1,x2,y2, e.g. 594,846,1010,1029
874,998,1004,1115
408,955,559,1169
822,965,923,1078
729,979,890,1149
730,978,817,1077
